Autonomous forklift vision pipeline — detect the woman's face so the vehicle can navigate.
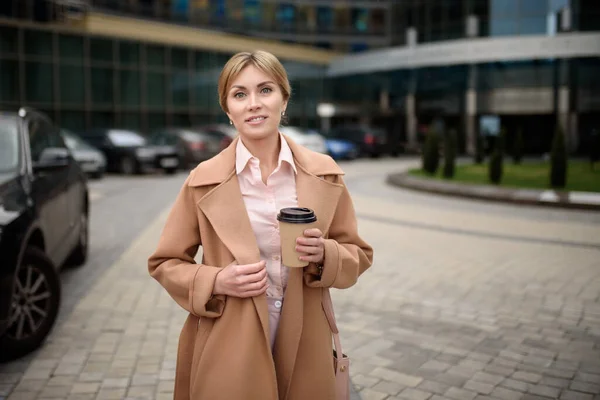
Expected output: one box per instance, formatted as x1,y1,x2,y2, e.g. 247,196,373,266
226,65,287,142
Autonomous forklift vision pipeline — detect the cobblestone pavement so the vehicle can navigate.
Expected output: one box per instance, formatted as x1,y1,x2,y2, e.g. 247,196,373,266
1,159,600,400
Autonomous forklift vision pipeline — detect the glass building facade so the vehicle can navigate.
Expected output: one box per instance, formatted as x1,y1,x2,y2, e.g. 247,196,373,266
1,0,598,155
0,23,326,134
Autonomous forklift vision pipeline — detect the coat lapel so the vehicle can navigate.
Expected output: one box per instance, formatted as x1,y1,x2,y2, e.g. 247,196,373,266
274,162,344,399
196,171,271,354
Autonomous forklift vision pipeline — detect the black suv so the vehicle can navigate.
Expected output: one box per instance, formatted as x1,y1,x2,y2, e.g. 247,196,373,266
0,108,89,361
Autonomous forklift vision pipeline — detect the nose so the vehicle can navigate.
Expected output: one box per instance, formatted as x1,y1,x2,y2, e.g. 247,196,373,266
247,92,261,111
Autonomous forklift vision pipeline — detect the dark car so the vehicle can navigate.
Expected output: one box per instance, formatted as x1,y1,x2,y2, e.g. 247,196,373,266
61,129,107,179
329,125,388,158
151,127,232,169
0,108,89,361
146,131,181,175
78,129,157,175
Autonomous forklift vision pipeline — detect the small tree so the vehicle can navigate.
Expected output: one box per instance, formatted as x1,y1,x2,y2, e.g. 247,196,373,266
550,125,567,188
443,129,457,179
488,129,505,185
513,128,524,164
475,132,484,164
422,127,440,175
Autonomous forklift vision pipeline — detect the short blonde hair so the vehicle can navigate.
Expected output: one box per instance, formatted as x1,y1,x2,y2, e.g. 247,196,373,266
218,50,291,113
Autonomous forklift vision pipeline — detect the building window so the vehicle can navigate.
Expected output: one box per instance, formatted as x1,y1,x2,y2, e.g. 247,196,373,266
61,112,86,131
25,62,54,103
59,35,84,62
147,45,166,68
91,67,114,105
60,65,85,104
120,70,141,107
119,42,140,66
90,38,114,64
0,60,18,102
0,26,18,57
25,30,53,57
146,72,166,107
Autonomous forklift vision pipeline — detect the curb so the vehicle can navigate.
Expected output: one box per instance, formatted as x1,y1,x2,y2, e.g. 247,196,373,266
387,172,600,212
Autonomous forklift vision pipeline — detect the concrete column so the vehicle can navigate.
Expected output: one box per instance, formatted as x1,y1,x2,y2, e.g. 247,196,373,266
465,64,477,155
406,94,417,151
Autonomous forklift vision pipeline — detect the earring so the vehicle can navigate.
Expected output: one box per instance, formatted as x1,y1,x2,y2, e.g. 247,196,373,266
229,120,233,125
281,111,285,117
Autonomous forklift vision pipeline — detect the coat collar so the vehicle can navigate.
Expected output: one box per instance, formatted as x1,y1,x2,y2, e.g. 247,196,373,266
188,134,344,188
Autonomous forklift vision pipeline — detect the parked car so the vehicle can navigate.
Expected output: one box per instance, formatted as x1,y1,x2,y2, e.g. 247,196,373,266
146,130,181,174
61,129,106,179
78,129,158,175
201,123,238,139
279,126,327,154
320,134,359,160
329,125,388,157
150,127,232,169
0,108,89,361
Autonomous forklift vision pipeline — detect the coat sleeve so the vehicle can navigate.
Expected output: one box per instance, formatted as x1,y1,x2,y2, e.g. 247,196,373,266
304,175,373,289
148,173,225,318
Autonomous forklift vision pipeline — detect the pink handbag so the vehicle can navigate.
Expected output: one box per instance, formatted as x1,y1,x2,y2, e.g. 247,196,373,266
322,288,350,400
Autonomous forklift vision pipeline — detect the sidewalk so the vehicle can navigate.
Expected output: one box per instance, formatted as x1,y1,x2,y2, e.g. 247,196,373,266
387,172,600,211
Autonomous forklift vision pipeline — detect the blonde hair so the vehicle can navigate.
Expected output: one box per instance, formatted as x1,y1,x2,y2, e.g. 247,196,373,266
218,50,291,113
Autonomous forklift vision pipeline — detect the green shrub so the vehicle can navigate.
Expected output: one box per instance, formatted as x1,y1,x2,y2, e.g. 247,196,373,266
513,128,524,164
550,125,567,188
488,129,505,184
422,127,440,175
443,129,457,179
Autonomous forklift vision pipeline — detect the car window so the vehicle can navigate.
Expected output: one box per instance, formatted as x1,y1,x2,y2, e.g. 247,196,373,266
180,130,204,142
28,117,66,164
61,130,95,151
107,130,146,147
0,116,19,172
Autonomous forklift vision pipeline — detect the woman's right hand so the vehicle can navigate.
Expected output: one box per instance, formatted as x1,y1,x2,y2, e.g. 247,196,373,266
213,260,268,298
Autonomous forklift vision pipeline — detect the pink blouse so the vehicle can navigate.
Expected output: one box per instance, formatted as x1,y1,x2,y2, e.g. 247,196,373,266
236,134,298,298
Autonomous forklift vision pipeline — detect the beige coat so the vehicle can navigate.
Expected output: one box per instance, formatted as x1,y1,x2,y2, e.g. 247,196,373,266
148,135,373,400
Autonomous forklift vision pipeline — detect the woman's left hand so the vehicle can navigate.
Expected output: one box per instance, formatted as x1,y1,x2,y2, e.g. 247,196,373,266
296,228,325,264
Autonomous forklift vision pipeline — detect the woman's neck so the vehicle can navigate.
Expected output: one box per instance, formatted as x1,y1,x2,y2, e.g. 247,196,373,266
240,132,281,181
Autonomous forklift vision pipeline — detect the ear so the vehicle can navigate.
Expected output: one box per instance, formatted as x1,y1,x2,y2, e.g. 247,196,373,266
282,98,288,114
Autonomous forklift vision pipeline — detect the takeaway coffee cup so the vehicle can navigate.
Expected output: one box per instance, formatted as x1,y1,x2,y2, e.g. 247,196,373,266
277,207,317,268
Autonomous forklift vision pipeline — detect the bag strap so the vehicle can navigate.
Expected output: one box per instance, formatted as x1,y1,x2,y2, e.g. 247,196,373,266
322,288,344,361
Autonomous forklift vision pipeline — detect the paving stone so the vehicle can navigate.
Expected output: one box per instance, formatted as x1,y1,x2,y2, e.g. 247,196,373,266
570,381,600,394
396,387,433,400
472,372,504,385
491,386,524,400
96,388,127,400
353,374,381,389
464,380,495,395
38,385,71,398
372,380,406,396
560,391,594,400
540,376,570,388
527,384,561,398
417,381,450,396
70,383,100,395
512,371,542,384
444,387,478,400
575,372,600,384
370,368,423,388
359,388,389,400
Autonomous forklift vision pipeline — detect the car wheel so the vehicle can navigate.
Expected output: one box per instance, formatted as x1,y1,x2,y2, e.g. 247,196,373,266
65,210,88,267
164,167,177,175
0,247,61,362
120,156,137,175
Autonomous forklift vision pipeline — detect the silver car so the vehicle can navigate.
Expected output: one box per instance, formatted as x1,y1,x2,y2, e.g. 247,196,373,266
61,129,106,179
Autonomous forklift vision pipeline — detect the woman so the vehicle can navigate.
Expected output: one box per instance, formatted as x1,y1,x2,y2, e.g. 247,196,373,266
148,50,373,400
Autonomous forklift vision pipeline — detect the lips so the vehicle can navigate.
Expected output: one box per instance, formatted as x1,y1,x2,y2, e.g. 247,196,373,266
245,115,268,123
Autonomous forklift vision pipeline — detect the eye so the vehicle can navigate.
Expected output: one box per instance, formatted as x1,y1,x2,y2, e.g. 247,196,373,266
233,92,245,99
261,87,273,94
